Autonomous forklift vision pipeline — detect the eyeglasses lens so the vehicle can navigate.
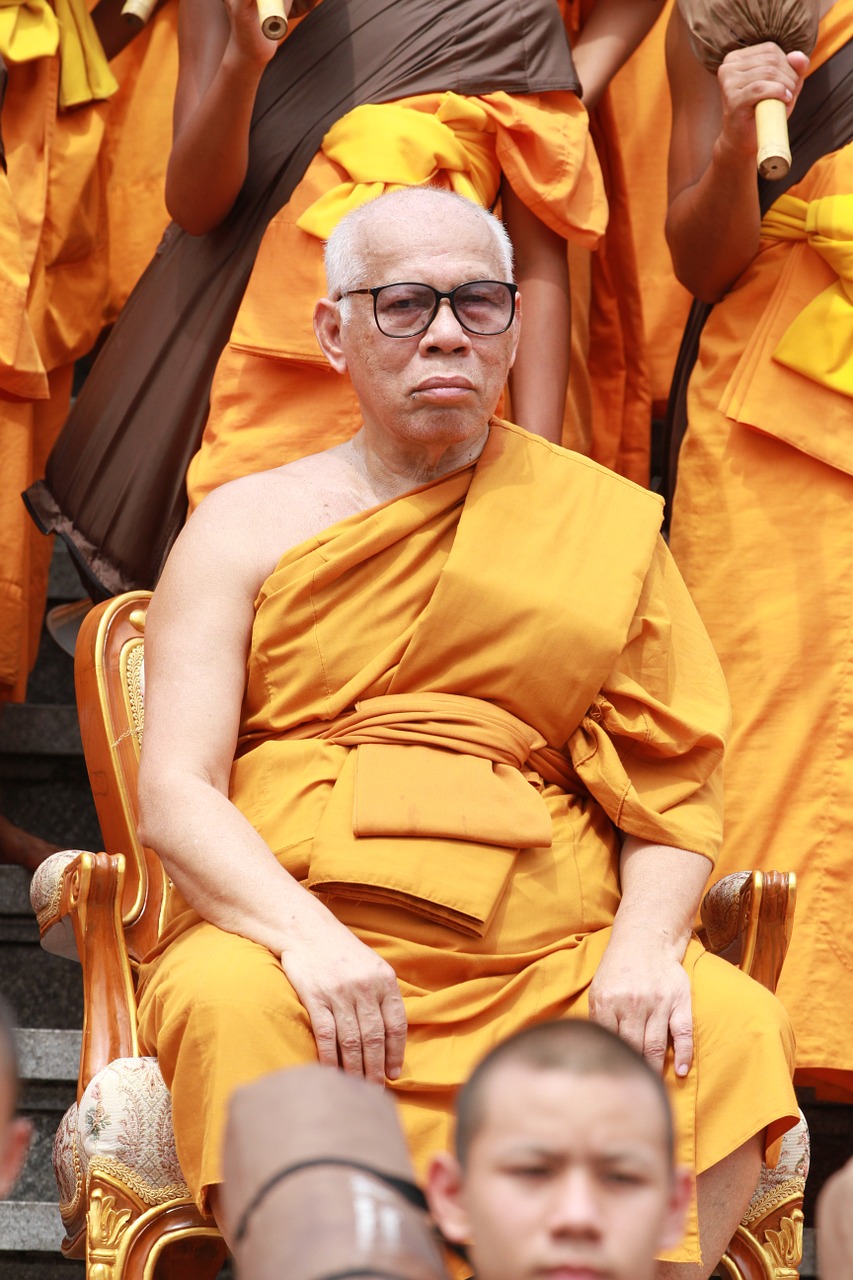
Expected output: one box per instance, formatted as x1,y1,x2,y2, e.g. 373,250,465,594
374,283,513,336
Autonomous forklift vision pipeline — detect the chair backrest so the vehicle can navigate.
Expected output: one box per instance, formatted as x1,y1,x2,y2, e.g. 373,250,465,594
75,590,165,966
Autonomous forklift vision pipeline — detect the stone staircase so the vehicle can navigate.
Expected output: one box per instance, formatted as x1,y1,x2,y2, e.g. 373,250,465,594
0,542,91,1276
0,543,843,1277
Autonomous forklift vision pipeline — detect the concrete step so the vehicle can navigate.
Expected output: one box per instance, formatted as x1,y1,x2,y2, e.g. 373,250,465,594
0,866,83,1031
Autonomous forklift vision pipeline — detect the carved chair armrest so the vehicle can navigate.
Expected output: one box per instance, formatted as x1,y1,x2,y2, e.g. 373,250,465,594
700,870,796,994
33,850,139,1101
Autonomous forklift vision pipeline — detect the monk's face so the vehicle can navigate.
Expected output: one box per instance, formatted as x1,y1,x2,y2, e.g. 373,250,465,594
319,200,521,454
428,1067,689,1280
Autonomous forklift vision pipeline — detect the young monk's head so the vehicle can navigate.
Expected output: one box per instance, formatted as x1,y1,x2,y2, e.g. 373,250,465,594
426,1020,691,1280
0,997,31,1199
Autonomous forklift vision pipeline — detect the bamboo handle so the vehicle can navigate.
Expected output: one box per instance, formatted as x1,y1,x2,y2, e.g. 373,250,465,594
257,0,287,40
121,0,157,29
755,97,791,181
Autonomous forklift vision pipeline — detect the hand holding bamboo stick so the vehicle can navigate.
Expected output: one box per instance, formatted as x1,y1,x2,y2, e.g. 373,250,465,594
676,0,819,181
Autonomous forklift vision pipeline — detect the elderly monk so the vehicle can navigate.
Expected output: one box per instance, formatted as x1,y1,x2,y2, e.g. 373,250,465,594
666,0,853,1100
135,187,798,1279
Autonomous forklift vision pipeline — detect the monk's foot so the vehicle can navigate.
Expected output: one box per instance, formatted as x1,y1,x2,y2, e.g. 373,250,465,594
0,812,62,873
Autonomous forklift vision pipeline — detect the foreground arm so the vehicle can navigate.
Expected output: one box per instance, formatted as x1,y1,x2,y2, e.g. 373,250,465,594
137,488,406,1079
502,180,570,445
664,6,808,301
571,0,665,111
165,0,283,233
588,836,712,1077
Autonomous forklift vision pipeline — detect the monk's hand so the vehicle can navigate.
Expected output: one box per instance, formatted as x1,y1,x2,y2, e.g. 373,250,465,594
587,934,694,1078
716,43,809,158
279,914,408,1083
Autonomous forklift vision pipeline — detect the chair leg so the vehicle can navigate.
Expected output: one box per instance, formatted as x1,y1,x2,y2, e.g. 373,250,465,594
85,1171,226,1280
154,1236,228,1279
717,1196,804,1280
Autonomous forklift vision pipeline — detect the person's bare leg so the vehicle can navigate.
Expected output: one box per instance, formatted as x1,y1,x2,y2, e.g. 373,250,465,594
0,810,61,873
658,1133,763,1280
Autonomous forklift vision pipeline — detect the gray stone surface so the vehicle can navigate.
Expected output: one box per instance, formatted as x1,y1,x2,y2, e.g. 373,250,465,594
47,544,87,603
0,705,82,757
0,1257,84,1277
0,866,32,915
0,1202,65,1252
16,1029,81,1082
0,941,83,1031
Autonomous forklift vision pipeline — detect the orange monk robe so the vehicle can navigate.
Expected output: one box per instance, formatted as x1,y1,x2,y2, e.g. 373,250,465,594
139,421,798,1268
185,89,606,509
101,0,177,324
605,0,691,416
558,0,653,484
0,50,110,700
669,4,853,1101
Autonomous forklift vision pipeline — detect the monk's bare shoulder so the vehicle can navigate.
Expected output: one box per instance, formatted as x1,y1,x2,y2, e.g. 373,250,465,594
178,448,369,590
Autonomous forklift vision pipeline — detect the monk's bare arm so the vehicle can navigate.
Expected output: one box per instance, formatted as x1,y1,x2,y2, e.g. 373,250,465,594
165,0,281,234
502,180,570,446
664,6,808,302
137,484,407,1080
571,0,665,111
588,836,712,1077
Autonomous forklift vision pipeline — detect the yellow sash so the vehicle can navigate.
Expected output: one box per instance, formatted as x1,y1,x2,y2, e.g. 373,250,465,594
764,192,853,398
296,93,500,239
0,0,117,109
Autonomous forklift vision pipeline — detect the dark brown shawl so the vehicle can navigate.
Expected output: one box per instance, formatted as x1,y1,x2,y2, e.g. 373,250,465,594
24,0,579,598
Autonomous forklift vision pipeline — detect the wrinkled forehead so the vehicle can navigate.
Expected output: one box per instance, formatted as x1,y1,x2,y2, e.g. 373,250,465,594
355,205,507,287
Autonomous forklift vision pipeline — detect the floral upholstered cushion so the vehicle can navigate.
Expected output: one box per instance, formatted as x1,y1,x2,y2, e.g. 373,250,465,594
74,1057,189,1204
30,851,85,958
743,1111,810,1225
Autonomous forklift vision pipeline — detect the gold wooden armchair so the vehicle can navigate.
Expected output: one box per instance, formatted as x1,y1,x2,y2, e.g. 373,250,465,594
29,591,807,1280
30,591,226,1280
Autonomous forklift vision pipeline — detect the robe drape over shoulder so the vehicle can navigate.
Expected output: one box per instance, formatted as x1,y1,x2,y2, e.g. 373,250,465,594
138,422,798,1270
670,3,853,1099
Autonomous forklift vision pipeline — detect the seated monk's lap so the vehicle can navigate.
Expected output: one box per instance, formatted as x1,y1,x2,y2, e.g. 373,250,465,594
137,921,796,1190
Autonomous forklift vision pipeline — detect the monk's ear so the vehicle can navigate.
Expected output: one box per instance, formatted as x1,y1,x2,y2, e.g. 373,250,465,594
658,1166,693,1253
424,1151,471,1246
507,289,522,369
314,298,348,373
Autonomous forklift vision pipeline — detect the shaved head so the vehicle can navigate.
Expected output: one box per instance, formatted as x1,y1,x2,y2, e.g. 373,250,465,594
323,188,515,302
455,1019,674,1169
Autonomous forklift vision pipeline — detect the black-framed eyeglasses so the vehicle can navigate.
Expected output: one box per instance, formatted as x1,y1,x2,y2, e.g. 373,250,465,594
339,280,518,338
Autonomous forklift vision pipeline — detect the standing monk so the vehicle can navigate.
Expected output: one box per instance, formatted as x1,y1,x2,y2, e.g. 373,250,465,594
666,0,853,1097
177,0,607,509
0,3,115,866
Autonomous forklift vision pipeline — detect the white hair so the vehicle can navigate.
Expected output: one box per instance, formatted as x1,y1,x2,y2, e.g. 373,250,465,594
323,187,515,308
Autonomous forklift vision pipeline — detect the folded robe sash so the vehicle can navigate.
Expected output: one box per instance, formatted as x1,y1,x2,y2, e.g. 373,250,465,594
287,693,552,937
719,165,853,476
296,95,501,239
763,192,853,397
0,0,117,108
